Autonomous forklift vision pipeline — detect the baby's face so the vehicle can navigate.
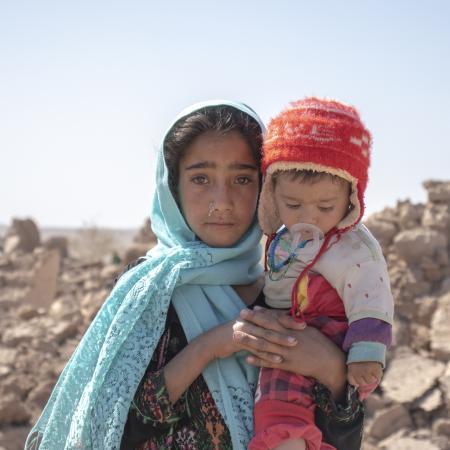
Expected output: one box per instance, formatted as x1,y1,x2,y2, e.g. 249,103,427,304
274,173,350,234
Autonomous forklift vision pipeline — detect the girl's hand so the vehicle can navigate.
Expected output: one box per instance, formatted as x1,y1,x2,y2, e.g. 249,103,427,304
202,320,241,361
232,307,303,364
199,309,298,363
233,307,347,398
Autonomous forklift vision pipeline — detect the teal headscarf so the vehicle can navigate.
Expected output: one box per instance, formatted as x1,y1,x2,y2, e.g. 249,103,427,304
26,100,265,450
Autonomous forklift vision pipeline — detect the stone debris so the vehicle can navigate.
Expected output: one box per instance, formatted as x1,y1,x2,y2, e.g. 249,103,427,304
1,181,450,449
0,395,30,425
381,351,445,404
43,236,69,258
0,218,155,449
430,292,450,359
361,180,450,450
424,180,450,203
3,219,40,255
133,218,157,245
121,218,157,266
439,363,450,405
23,249,60,309
393,228,447,264
417,388,443,413
369,404,413,440
379,436,441,450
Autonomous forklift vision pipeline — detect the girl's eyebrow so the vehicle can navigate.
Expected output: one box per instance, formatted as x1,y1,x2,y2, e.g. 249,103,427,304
184,161,258,171
229,162,258,171
185,161,214,170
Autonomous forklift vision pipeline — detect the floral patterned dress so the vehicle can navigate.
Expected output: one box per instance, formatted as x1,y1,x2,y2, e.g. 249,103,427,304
120,304,233,450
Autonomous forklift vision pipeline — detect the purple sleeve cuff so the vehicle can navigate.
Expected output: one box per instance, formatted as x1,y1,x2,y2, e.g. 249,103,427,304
343,318,392,352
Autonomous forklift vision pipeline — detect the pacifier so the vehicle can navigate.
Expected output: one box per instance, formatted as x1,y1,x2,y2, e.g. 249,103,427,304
289,223,324,258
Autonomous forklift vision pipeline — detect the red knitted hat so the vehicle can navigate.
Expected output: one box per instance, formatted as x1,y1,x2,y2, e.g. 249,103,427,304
258,97,371,235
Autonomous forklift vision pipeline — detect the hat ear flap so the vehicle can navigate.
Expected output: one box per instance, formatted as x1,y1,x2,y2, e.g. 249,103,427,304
337,180,363,230
258,173,282,235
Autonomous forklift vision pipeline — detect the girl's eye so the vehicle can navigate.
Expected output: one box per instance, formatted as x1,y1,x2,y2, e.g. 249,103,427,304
319,206,334,212
286,204,301,210
191,175,208,185
235,176,252,185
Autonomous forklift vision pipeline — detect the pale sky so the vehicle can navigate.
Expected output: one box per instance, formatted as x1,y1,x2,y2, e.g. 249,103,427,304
1,0,449,228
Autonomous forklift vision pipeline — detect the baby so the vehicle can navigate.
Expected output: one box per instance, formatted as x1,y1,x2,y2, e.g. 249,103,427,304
250,97,394,450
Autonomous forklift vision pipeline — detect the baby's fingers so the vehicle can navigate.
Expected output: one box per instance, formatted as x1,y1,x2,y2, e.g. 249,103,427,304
347,373,359,388
277,313,308,331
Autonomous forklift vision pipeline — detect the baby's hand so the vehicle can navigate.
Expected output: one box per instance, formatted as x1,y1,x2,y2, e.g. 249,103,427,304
347,361,382,388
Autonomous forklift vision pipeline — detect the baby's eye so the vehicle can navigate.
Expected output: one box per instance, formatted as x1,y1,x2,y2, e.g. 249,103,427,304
319,206,334,212
235,176,252,185
191,175,208,184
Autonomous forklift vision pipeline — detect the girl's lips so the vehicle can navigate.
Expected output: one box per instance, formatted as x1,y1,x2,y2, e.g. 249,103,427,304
205,222,234,226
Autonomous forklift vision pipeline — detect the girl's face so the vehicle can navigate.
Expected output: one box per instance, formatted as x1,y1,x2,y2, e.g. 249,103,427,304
178,130,260,247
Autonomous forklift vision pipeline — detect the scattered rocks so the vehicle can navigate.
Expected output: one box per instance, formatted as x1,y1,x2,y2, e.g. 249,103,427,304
133,218,157,245
363,216,398,248
3,219,40,255
439,363,450,405
381,351,445,403
2,323,40,347
424,179,450,203
433,418,450,436
43,236,69,258
51,320,79,344
0,217,154,449
122,218,157,265
27,380,55,410
379,436,440,450
0,395,30,425
0,425,30,450
80,288,110,322
393,228,447,264
430,292,450,359
362,180,450,448
23,249,60,309
417,388,442,412
369,404,413,440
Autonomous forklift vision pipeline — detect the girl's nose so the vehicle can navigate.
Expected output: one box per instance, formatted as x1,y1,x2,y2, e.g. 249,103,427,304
211,184,233,212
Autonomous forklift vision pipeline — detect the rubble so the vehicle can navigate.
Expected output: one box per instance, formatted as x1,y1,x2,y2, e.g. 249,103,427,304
381,351,445,404
362,180,450,450
122,218,157,266
0,217,156,449
3,219,40,255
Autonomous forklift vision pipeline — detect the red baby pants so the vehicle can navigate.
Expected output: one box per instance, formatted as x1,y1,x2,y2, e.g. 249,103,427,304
250,274,350,450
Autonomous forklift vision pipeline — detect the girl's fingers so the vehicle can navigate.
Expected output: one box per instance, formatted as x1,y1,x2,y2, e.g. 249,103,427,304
233,330,287,356
234,317,297,347
240,307,285,332
246,355,282,368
